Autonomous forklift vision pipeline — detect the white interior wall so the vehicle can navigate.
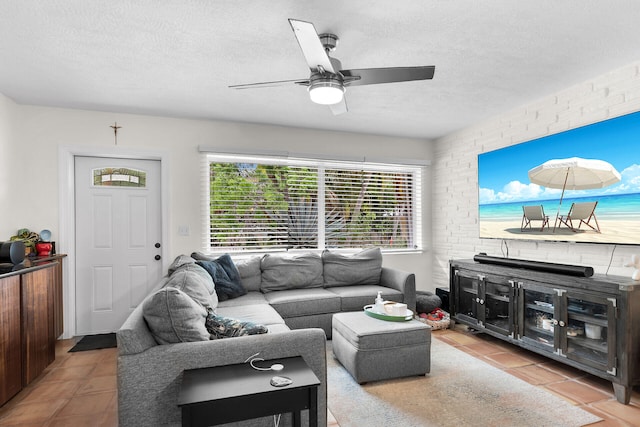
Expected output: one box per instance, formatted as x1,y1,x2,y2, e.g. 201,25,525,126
432,61,640,289
0,94,15,211
0,99,433,289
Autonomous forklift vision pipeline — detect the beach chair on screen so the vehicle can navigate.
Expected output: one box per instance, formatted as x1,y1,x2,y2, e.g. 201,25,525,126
521,205,550,231
558,201,600,233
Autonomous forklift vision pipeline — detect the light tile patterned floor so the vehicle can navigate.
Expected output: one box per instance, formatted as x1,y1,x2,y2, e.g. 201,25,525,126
1,326,638,426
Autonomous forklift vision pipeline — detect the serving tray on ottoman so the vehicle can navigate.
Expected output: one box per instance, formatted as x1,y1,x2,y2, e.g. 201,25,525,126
363,304,414,322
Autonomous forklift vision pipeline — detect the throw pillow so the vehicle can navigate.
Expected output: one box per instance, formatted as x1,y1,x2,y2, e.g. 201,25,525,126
260,252,323,292
234,256,263,292
190,251,213,261
192,251,259,292
164,263,218,311
196,254,247,301
322,247,383,287
142,287,210,344
205,309,268,339
168,254,197,275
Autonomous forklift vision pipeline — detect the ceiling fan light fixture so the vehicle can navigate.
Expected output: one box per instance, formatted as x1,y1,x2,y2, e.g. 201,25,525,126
308,77,344,105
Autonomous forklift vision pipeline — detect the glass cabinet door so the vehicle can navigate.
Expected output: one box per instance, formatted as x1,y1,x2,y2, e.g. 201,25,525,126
561,293,616,373
453,270,481,326
483,275,514,336
518,282,558,353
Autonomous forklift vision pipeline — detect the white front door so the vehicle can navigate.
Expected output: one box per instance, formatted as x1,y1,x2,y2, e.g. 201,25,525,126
74,156,163,334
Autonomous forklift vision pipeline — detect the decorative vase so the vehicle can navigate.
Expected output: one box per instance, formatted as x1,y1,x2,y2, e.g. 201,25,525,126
35,242,53,257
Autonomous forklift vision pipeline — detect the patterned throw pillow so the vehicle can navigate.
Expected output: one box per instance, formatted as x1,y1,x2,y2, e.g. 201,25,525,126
205,309,268,340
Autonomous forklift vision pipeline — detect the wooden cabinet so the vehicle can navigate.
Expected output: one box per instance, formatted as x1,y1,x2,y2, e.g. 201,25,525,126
0,275,22,406
27,255,65,339
21,266,56,385
0,261,62,407
52,259,64,339
450,259,640,404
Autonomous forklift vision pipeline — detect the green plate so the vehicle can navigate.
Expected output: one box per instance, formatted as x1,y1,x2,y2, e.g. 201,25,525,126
364,305,414,322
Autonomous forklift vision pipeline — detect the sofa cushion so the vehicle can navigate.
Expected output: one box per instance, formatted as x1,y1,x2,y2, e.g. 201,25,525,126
261,252,323,292
322,248,383,287
327,285,403,311
217,291,268,308
205,310,268,339
196,254,247,301
164,262,218,311
216,304,286,327
264,288,341,318
234,255,262,292
142,287,210,344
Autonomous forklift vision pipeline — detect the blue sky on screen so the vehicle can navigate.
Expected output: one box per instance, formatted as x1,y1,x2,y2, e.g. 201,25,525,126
478,111,640,204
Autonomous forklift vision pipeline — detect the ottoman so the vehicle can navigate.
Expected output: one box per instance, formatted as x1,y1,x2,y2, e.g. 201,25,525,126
331,312,431,384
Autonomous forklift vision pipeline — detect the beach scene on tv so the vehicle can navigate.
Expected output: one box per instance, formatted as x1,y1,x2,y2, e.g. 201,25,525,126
478,111,640,245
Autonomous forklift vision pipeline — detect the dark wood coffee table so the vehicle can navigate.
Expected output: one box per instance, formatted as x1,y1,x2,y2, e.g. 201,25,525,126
178,356,320,427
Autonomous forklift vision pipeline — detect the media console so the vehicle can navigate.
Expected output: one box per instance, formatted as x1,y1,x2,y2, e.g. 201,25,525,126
450,258,640,404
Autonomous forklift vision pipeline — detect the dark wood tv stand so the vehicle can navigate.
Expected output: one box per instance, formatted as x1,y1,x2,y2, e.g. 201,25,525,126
449,259,640,404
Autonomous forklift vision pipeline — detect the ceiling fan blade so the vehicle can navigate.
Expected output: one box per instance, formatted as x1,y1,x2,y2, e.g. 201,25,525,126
329,97,348,115
288,19,336,74
229,78,309,89
341,66,435,87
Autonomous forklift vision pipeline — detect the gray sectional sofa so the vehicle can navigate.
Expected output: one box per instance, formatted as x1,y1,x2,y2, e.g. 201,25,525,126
117,248,416,427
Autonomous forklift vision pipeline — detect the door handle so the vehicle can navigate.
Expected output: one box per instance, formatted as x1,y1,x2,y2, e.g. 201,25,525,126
155,243,161,248
155,255,161,261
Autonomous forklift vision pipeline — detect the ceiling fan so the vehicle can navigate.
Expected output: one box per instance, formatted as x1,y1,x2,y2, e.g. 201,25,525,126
229,19,435,115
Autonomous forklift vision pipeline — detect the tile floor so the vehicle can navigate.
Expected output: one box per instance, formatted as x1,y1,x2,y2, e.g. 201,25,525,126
0,338,117,426
1,326,639,426
436,325,640,427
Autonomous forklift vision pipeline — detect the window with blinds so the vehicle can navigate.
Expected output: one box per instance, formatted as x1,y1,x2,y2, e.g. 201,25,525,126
204,153,422,252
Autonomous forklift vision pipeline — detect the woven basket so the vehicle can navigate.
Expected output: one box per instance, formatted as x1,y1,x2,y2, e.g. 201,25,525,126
416,312,450,330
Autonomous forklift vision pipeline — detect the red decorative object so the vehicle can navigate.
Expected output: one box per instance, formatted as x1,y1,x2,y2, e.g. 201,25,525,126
416,308,450,330
426,308,447,321
35,242,52,257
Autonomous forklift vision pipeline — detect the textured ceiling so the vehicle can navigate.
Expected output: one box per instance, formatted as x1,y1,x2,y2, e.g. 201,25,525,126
2,1,640,140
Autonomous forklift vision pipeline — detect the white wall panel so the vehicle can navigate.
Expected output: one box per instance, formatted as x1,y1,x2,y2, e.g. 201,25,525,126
0,97,433,289
92,266,113,311
93,195,113,248
129,265,148,309
128,195,147,248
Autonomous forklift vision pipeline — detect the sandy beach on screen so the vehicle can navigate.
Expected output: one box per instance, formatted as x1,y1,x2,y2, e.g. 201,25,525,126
480,219,640,244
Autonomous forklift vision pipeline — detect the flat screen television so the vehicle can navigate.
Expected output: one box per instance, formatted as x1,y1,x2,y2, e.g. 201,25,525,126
478,110,640,245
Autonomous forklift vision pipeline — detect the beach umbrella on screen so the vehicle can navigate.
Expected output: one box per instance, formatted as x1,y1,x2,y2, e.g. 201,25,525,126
528,157,621,230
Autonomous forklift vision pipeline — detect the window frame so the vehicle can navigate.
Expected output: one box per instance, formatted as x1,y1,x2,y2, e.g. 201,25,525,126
201,151,425,255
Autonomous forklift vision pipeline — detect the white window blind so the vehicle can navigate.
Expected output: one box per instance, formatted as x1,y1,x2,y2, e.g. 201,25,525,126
202,153,423,252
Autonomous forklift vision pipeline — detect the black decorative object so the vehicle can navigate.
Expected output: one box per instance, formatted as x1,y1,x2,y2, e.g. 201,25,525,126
416,291,442,314
473,254,594,277
0,241,25,264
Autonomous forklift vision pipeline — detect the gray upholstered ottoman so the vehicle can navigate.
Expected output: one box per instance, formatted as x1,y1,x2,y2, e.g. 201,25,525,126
331,311,431,384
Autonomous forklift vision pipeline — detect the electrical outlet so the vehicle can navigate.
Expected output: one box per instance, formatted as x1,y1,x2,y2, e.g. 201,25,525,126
178,225,190,236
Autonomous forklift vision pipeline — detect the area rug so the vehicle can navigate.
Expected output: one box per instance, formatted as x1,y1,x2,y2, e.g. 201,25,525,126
68,333,117,352
327,337,601,427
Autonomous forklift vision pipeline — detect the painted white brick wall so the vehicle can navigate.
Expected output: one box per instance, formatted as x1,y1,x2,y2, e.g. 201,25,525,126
432,61,640,290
